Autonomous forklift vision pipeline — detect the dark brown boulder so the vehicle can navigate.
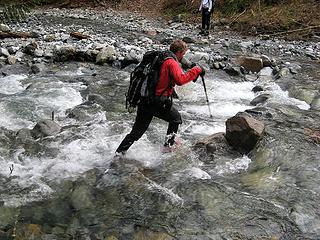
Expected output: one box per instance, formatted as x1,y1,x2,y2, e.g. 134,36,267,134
226,112,265,153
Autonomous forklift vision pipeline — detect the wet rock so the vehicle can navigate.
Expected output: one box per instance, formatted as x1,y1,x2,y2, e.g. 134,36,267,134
194,132,227,153
252,86,264,93
250,94,271,106
0,206,17,230
224,64,242,76
275,67,290,79
310,95,320,110
16,128,34,144
288,87,317,104
31,63,45,74
259,66,273,76
134,226,173,240
31,119,61,139
226,112,265,153
71,184,94,210
237,56,263,73
87,93,108,106
15,224,43,239
66,102,104,122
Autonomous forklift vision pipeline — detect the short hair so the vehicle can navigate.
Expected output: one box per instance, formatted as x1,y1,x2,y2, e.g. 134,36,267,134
170,40,187,54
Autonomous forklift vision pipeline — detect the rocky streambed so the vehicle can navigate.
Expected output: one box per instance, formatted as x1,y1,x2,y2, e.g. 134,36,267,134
0,7,319,240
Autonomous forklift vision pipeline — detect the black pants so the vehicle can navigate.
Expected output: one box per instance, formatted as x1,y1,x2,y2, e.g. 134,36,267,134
202,8,211,30
116,97,182,153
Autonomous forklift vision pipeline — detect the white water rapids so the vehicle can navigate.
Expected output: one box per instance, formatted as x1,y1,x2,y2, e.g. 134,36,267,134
0,68,309,206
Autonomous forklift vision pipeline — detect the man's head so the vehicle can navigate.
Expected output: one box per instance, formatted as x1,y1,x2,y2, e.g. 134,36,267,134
170,40,188,62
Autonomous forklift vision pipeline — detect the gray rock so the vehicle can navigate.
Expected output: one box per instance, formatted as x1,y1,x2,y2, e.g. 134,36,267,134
194,132,227,153
275,67,290,79
250,94,271,106
7,55,17,65
224,65,242,76
53,45,77,62
0,24,10,32
96,46,116,65
310,95,320,110
31,119,61,139
16,128,34,144
259,67,273,76
213,62,220,69
0,48,10,57
31,63,46,74
288,88,317,104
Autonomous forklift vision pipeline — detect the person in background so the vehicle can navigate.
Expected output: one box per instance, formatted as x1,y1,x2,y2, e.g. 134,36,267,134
199,0,213,36
115,40,205,156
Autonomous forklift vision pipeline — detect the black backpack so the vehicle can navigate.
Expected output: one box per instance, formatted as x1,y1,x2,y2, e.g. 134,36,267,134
125,50,175,112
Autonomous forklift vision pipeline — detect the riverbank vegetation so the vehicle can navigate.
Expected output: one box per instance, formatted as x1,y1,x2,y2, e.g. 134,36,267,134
1,0,319,40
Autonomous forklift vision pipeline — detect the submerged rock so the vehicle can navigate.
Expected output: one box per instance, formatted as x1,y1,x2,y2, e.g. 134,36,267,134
31,119,61,139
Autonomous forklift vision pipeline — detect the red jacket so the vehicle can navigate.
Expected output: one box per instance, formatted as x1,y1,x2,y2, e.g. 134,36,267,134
155,58,202,97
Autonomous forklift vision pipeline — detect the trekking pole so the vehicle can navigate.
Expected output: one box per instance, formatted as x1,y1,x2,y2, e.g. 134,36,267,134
201,76,213,118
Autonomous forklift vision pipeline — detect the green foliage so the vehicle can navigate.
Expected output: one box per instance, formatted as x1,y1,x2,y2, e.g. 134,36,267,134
220,0,253,14
263,0,285,5
163,0,197,16
0,0,47,23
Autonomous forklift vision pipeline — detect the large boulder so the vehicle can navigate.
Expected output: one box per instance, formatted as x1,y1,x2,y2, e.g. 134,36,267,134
225,112,265,153
31,119,61,139
237,56,263,73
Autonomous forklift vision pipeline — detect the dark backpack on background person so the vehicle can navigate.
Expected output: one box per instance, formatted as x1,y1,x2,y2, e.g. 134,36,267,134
125,50,175,112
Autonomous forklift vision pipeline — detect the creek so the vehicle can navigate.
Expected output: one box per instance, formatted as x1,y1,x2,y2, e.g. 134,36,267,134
0,7,319,239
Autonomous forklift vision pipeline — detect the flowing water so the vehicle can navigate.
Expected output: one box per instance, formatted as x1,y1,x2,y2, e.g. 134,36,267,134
0,9,319,237
0,64,309,208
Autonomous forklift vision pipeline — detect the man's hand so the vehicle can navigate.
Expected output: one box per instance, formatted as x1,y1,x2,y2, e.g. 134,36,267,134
199,65,206,77
190,62,197,68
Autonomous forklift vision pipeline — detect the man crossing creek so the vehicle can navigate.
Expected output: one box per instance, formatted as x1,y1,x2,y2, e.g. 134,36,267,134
115,40,206,157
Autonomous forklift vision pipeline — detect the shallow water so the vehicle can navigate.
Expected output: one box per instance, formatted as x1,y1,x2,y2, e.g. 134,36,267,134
0,64,310,208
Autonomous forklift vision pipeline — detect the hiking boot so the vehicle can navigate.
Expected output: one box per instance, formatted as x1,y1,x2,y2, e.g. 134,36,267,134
161,138,182,153
204,30,209,36
199,29,205,35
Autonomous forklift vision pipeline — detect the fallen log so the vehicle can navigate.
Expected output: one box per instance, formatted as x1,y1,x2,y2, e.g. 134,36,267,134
0,31,32,39
262,25,320,37
70,31,91,40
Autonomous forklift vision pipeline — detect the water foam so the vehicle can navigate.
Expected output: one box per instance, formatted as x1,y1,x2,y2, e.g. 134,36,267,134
0,74,27,95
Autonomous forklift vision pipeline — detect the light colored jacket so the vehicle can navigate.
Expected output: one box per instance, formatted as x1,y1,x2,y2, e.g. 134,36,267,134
199,0,212,12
